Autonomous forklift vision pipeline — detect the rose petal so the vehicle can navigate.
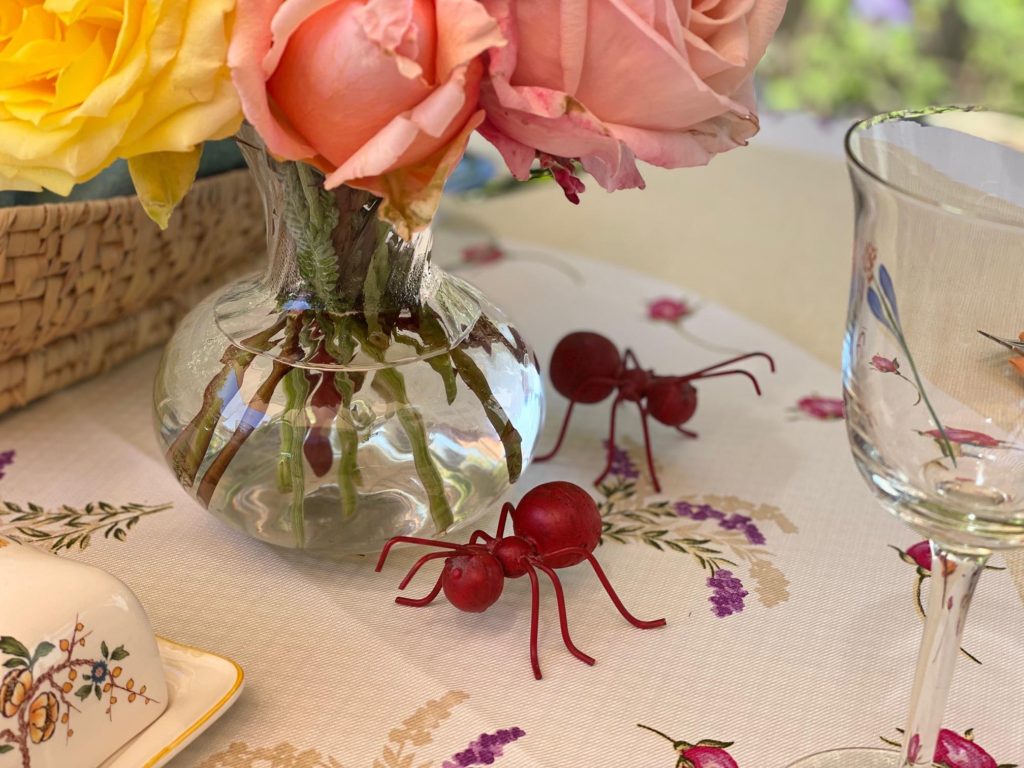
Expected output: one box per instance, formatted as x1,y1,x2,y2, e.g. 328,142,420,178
229,0,316,160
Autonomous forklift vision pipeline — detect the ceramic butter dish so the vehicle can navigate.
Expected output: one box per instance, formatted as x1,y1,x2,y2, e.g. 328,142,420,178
0,544,169,768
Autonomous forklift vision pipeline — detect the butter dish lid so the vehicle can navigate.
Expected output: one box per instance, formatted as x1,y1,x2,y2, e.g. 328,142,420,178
0,543,169,768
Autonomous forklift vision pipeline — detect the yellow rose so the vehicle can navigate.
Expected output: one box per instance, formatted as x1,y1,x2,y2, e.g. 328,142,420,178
0,0,242,225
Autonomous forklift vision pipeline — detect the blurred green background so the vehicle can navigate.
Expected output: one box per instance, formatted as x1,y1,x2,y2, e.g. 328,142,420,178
762,0,1024,116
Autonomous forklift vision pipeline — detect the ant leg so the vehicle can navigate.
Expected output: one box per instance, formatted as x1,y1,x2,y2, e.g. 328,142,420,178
469,530,495,545
593,396,624,487
533,399,578,462
637,404,662,493
375,536,464,572
529,558,596,668
524,563,544,680
623,348,643,371
544,547,667,630
495,502,515,538
395,571,444,607
397,551,455,590
681,352,775,378
675,425,699,439
536,377,620,462
685,369,763,395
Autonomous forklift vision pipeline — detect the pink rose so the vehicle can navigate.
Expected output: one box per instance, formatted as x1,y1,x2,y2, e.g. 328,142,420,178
477,0,787,192
229,0,505,238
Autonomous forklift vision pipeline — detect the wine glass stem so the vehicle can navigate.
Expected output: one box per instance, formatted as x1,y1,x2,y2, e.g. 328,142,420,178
900,541,988,767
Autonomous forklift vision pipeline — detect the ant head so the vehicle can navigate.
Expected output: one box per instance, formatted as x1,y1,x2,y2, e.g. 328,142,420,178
442,553,505,612
646,379,698,426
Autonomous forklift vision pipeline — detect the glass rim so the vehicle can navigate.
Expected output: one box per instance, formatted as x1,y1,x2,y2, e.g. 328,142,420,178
844,105,1024,232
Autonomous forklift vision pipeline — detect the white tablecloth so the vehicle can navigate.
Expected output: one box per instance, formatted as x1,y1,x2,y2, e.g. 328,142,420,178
1,245,1022,767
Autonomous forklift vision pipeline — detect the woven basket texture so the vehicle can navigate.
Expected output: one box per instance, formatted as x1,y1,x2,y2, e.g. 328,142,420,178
0,169,264,415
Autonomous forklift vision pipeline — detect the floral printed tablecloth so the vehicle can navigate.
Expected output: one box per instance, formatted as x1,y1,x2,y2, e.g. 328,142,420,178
1,244,1022,768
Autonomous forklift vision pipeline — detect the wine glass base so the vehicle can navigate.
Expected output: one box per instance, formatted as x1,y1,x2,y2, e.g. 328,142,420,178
786,748,899,767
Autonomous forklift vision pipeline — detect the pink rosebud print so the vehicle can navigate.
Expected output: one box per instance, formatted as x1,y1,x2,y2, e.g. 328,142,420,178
462,243,505,265
796,396,845,420
648,298,695,323
934,728,998,768
871,355,899,373
921,428,1002,448
682,746,740,768
905,540,932,571
639,724,739,768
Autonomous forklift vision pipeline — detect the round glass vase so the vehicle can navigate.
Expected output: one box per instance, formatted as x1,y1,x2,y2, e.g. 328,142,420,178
153,133,544,556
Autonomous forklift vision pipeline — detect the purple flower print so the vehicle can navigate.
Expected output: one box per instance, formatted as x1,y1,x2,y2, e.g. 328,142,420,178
854,0,912,24
603,441,640,479
441,727,526,768
795,395,845,420
0,450,14,479
675,501,765,545
707,570,747,618
648,297,695,323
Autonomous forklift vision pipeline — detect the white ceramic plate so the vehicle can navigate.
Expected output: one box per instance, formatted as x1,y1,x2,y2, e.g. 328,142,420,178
100,637,244,768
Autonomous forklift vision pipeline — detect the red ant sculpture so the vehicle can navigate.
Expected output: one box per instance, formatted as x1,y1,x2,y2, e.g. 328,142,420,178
376,481,665,679
536,331,775,492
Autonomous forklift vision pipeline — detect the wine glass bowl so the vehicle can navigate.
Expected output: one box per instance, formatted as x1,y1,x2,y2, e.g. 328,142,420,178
789,107,1024,767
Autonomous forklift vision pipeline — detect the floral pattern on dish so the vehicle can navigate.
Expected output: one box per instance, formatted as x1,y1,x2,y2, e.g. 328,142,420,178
0,619,157,766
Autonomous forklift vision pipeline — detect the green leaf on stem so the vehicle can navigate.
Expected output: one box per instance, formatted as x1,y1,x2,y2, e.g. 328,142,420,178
415,312,460,406
334,371,363,519
110,646,129,661
450,347,523,483
362,235,393,339
75,684,93,701
372,368,454,532
32,642,54,664
282,368,311,547
285,164,341,312
0,637,30,659
3,658,25,669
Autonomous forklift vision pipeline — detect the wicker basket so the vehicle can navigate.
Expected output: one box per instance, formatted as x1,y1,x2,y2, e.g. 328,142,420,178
0,169,265,414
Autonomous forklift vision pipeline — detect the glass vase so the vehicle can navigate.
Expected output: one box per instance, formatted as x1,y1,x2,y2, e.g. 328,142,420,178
153,129,545,555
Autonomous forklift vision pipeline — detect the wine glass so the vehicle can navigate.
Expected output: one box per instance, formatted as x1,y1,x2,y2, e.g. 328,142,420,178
788,107,1024,767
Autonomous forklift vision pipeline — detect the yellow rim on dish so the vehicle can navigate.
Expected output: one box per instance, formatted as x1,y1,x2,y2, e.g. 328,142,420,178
142,636,245,768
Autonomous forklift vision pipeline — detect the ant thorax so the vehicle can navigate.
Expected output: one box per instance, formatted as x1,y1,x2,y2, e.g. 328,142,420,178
617,367,650,401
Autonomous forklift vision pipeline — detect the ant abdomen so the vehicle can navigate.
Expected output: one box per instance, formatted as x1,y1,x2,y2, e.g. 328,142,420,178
549,331,620,403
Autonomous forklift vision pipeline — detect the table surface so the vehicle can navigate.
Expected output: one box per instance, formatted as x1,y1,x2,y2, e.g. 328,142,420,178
3,138,1024,768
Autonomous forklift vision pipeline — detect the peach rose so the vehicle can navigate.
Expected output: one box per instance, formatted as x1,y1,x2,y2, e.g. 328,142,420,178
229,0,504,238
478,0,788,192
